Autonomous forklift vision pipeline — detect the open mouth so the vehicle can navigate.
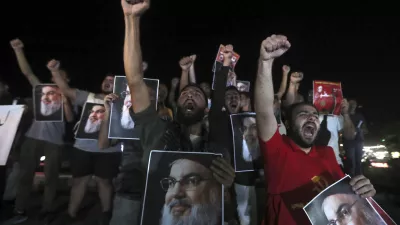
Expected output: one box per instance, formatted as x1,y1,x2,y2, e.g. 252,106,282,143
184,101,195,113
104,84,111,89
302,123,316,138
230,102,238,109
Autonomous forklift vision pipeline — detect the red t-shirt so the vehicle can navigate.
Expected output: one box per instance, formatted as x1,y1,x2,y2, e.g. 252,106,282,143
260,128,345,225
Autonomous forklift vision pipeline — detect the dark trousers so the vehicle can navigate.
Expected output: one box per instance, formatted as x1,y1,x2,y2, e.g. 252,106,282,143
15,137,62,212
0,166,6,206
345,142,364,177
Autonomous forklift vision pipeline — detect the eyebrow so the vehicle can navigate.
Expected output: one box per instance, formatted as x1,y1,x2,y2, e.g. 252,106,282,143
336,203,350,215
169,172,204,180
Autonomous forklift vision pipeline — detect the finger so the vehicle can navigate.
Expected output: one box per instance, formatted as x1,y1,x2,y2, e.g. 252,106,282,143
212,172,228,186
349,175,365,186
355,184,374,195
210,164,226,179
361,189,376,198
213,159,235,177
218,158,235,175
352,179,370,191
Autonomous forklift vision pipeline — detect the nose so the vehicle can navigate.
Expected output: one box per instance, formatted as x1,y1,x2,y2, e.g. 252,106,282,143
170,182,186,198
307,115,316,122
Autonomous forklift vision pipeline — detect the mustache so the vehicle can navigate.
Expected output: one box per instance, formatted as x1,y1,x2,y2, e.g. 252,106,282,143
168,198,191,209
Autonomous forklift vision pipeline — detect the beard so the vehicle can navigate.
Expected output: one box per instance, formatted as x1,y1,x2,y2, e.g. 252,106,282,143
242,138,260,162
160,188,221,225
120,105,135,129
40,101,61,116
84,118,101,133
176,106,205,126
289,126,315,148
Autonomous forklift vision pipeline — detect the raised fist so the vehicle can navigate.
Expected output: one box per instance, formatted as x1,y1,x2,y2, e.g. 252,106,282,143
290,72,303,84
171,77,179,87
10,39,24,50
282,65,291,73
47,59,61,72
341,98,349,114
222,45,233,64
260,35,291,61
190,54,197,63
121,0,150,17
179,56,194,71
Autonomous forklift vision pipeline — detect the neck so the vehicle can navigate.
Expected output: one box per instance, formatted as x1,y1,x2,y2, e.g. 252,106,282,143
187,122,203,136
300,146,312,154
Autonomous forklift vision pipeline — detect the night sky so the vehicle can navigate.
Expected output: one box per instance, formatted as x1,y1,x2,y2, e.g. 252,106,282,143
1,1,398,142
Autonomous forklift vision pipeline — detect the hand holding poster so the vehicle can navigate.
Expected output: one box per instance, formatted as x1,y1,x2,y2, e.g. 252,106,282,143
75,102,106,140
212,44,240,90
141,151,224,225
304,176,396,225
108,76,159,139
236,80,251,92
0,105,24,165
313,81,343,115
33,84,64,122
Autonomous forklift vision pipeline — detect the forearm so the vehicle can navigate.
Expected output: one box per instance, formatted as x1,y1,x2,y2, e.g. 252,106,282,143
98,110,111,149
63,100,74,122
189,65,196,84
282,82,297,107
124,16,150,112
276,73,288,99
13,49,41,86
343,114,356,140
179,70,189,92
51,70,76,101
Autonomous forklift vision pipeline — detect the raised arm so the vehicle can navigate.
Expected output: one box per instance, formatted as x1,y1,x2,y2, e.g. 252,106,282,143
122,0,151,113
276,65,290,99
168,77,179,110
47,60,77,102
10,39,41,87
341,99,356,140
98,93,118,149
62,95,75,122
255,35,291,142
189,55,197,84
282,72,303,107
178,55,195,92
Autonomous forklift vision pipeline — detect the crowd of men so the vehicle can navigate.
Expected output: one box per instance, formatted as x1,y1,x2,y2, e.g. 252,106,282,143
0,0,372,225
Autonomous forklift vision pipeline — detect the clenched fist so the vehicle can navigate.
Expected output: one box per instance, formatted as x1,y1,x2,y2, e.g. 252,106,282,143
282,65,290,73
47,59,61,72
10,39,24,50
179,56,195,71
121,0,150,17
341,98,349,115
260,35,291,61
222,45,233,66
290,72,303,84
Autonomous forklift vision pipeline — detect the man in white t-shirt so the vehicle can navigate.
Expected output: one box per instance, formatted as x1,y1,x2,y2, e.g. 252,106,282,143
318,115,344,165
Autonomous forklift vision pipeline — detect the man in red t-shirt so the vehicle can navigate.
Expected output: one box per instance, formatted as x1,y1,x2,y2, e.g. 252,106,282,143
254,34,376,225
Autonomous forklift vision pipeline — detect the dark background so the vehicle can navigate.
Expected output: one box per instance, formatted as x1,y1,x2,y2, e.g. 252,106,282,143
0,0,398,143
33,84,64,122
109,76,158,139
142,151,222,225
75,102,104,140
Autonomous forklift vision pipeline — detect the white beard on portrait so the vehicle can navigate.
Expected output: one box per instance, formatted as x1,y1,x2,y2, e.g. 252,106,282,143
242,138,260,162
120,105,135,129
160,188,221,225
84,118,101,133
40,101,61,116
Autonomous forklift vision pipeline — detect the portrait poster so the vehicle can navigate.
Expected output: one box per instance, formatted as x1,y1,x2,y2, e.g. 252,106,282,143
141,150,224,225
313,80,343,115
236,80,251,92
230,112,261,172
33,84,63,122
75,102,106,140
0,105,24,165
108,76,159,139
212,44,240,90
304,175,392,225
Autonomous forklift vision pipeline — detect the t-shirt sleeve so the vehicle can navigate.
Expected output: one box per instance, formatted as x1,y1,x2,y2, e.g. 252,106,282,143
74,89,90,107
258,128,286,161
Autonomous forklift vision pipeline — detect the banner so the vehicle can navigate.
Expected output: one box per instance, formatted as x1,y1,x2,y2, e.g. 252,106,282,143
313,80,343,115
304,176,393,225
212,44,240,90
75,102,105,140
33,84,63,122
108,76,159,139
141,150,224,225
230,112,262,172
0,105,24,165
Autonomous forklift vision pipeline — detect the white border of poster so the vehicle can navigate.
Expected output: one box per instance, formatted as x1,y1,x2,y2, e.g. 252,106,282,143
303,175,388,225
140,150,225,225
108,76,159,140
230,112,258,173
33,84,64,122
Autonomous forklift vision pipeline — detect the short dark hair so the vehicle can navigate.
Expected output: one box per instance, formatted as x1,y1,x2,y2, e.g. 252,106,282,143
285,102,318,128
180,84,208,102
225,85,239,94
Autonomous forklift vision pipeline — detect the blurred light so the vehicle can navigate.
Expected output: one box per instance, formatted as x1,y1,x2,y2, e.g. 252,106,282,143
373,151,389,160
340,144,343,147
391,152,400,159
371,162,389,168
382,139,386,142
121,143,124,152
364,145,386,150
40,156,45,162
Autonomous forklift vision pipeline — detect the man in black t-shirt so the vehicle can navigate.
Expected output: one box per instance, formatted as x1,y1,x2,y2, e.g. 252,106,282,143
344,99,367,176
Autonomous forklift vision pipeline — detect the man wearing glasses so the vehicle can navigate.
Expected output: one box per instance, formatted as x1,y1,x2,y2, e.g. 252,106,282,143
160,157,222,225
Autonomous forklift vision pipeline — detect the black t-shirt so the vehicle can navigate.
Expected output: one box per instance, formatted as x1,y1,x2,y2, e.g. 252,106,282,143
344,112,365,146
